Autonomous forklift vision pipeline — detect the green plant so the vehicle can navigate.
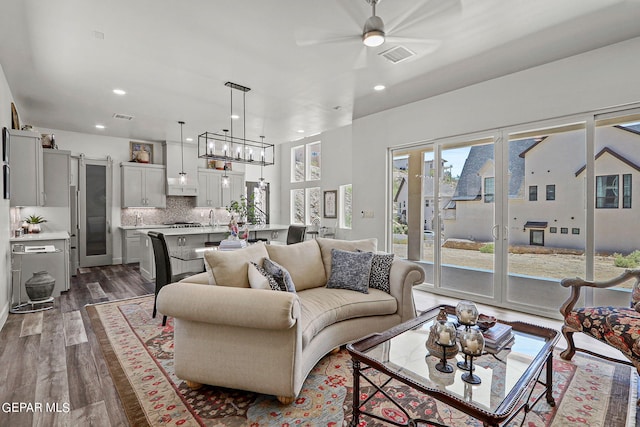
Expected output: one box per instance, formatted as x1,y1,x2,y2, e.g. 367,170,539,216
227,195,254,221
479,243,494,254
24,214,47,224
393,221,408,234
614,250,640,268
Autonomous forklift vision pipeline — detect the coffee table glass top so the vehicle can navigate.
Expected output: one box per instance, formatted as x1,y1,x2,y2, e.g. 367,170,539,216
351,305,558,415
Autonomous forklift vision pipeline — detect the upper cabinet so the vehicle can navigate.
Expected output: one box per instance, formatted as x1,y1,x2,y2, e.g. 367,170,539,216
164,141,198,196
43,149,71,207
121,163,166,208
196,168,244,208
9,130,44,207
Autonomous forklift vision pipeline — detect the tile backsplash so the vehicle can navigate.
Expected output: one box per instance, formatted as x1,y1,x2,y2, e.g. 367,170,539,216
121,197,231,226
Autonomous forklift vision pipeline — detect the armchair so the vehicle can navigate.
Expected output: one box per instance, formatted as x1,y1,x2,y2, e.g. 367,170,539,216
559,269,640,377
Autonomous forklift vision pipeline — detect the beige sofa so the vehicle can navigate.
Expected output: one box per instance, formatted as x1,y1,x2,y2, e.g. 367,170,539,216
157,237,425,403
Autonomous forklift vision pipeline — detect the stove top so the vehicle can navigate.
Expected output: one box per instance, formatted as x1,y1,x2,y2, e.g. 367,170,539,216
163,221,204,228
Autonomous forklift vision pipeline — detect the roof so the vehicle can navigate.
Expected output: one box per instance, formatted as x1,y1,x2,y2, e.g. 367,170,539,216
451,139,537,201
524,221,548,229
574,147,640,176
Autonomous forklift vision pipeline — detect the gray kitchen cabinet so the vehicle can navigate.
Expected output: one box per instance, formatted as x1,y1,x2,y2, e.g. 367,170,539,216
9,130,44,207
43,149,71,207
164,234,206,276
121,163,166,207
196,168,244,208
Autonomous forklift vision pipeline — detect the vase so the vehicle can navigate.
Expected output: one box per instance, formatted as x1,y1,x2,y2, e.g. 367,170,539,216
28,223,41,233
25,271,55,302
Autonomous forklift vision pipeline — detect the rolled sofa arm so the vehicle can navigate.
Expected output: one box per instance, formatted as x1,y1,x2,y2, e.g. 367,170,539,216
388,258,426,322
157,282,301,330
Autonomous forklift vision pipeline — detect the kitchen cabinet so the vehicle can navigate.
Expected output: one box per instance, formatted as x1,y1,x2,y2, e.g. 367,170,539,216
164,234,206,276
164,141,198,196
121,163,166,208
9,130,44,207
196,168,244,208
122,229,142,264
43,149,71,207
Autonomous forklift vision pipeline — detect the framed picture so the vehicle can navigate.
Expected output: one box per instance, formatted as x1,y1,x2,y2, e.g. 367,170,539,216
11,102,19,130
2,127,9,163
323,190,337,218
130,142,153,163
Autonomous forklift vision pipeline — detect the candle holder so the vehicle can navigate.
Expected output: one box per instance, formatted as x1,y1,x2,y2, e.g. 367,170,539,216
434,321,457,373
459,329,485,385
456,300,479,326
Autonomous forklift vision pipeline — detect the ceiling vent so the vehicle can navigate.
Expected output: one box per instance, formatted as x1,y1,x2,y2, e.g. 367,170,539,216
379,45,416,64
113,113,134,121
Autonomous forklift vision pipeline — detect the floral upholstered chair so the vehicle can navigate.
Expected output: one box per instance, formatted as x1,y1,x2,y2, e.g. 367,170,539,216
559,269,640,379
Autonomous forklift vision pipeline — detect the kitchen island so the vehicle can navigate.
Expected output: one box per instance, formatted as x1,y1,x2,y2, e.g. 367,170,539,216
136,224,290,280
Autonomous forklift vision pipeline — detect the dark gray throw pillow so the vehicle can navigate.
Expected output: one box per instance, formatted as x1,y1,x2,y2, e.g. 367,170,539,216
263,258,296,293
326,249,374,294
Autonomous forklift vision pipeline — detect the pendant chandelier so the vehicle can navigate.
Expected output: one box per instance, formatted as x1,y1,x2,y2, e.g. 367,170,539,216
178,120,187,184
258,135,266,188
198,81,275,168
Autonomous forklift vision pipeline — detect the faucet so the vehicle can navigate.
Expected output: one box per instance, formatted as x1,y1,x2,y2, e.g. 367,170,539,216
135,213,143,226
209,210,215,227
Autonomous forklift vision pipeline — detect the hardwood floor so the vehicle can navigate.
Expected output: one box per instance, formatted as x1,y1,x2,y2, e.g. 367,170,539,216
0,265,637,426
0,264,153,427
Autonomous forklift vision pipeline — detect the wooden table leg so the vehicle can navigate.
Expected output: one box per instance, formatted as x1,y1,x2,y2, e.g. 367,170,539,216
546,353,555,406
350,359,361,427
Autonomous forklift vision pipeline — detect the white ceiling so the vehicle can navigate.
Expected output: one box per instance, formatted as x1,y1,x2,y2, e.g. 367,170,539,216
1,0,640,144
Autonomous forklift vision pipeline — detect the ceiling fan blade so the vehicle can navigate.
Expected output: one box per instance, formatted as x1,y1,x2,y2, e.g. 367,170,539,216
387,0,462,35
296,34,361,47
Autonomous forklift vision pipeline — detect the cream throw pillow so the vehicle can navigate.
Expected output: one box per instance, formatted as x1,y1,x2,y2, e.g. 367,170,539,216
265,240,326,291
203,242,269,288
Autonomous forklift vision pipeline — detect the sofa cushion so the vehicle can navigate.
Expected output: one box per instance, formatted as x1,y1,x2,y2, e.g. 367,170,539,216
326,249,374,294
248,262,282,291
263,258,296,293
266,240,326,291
297,287,397,348
203,242,269,288
316,237,377,280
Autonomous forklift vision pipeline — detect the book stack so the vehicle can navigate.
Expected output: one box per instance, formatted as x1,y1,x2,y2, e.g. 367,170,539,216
219,239,247,251
482,323,513,351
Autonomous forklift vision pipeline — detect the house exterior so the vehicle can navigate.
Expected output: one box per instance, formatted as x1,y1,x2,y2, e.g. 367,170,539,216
443,125,640,254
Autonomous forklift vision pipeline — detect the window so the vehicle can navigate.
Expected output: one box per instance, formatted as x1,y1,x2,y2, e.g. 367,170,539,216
306,142,321,181
572,228,580,235
291,145,305,182
291,189,305,224
484,177,494,203
623,174,632,208
596,175,619,208
339,184,352,229
546,184,555,201
529,185,537,201
549,227,557,233
306,187,321,225
560,227,568,234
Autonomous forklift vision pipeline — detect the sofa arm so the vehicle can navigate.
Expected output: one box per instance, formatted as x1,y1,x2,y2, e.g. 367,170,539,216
388,258,426,322
157,283,301,330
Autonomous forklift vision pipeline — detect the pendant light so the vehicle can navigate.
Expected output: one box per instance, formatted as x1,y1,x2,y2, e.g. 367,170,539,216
258,135,266,188
178,121,187,185
222,129,229,188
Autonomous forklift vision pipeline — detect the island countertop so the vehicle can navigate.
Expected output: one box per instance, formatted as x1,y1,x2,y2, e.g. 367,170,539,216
136,224,291,236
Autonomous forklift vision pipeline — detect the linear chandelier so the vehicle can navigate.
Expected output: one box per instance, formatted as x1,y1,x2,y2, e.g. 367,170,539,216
198,81,275,167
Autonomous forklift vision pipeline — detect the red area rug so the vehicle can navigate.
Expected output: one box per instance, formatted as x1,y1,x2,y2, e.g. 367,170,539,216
87,296,637,426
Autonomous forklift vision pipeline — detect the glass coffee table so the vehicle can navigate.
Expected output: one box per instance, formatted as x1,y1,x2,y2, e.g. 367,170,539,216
346,305,559,427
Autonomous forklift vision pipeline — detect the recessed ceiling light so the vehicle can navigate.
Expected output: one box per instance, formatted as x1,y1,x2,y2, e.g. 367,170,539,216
374,85,386,91
95,124,105,129
186,137,193,142
113,89,126,95
297,129,305,133
230,114,239,120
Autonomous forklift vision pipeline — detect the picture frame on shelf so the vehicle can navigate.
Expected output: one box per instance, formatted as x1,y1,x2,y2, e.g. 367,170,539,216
323,190,337,218
130,142,154,163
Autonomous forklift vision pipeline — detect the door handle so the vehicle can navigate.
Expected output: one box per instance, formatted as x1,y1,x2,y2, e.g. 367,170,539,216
503,225,509,240
491,225,499,240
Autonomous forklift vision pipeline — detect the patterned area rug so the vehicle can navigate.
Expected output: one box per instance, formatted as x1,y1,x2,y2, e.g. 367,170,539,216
87,296,637,426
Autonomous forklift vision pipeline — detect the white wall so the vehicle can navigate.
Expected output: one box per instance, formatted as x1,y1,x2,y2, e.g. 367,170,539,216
0,63,14,329
351,36,640,247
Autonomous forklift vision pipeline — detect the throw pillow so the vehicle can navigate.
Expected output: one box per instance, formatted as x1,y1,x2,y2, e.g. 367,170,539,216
203,242,269,288
202,249,217,285
326,248,374,294
367,252,394,293
262,258,296,293
248,261,282,291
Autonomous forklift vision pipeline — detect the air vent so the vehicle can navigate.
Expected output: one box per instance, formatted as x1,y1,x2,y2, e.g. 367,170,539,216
379,45,416,64
113,113,135,121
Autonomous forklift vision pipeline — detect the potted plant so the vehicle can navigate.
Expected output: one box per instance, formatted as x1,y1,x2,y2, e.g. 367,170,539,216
227,195,254,225
24,214,46,233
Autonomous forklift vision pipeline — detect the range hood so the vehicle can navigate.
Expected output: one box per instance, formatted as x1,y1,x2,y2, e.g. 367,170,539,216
164,140,198,196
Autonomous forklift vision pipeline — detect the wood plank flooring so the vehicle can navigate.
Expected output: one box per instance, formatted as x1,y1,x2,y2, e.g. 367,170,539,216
0,264,637,426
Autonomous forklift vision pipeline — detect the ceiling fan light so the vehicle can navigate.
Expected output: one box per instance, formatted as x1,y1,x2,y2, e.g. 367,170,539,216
363,30,385,47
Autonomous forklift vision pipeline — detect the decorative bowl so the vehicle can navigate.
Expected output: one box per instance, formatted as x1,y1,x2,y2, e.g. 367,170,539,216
476,314,497,331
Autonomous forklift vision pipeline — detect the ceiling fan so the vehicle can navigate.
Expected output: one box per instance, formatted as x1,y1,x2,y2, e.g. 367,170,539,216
296,0,442,51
